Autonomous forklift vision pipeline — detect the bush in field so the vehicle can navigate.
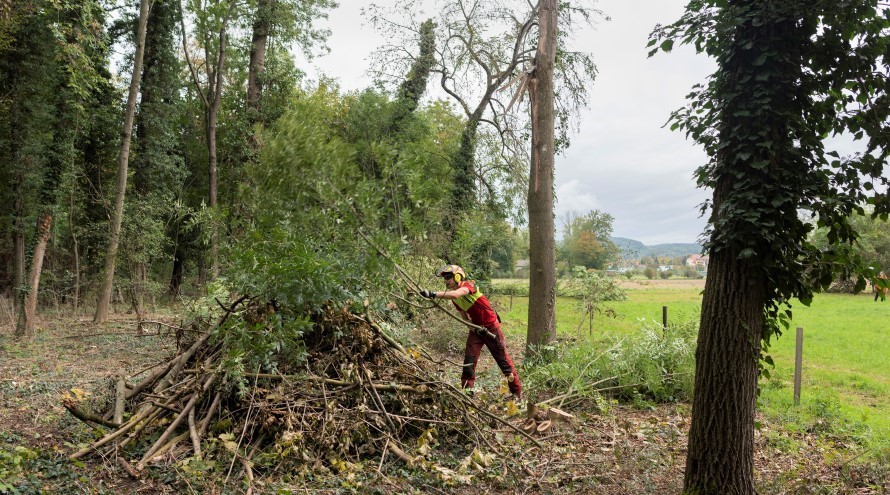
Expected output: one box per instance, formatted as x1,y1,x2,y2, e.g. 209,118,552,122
659,270,673,279
644,266,657,279
683,266,703,279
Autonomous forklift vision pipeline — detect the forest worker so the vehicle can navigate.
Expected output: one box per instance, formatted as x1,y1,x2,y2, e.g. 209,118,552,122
419,264,523,402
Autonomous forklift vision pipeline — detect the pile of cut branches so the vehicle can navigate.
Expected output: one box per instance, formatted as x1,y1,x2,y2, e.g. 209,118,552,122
65,297,539,481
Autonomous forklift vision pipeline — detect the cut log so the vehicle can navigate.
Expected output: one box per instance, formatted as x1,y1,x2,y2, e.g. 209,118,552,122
113,376,126,424
546,407,575,423
521,418,537,434
535,420,552,433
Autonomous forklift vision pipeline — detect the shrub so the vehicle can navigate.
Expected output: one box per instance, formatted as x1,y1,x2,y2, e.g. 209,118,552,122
523,320,698,405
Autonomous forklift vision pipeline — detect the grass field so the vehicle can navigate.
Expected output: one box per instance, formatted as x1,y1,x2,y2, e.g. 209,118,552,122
489,278,890,458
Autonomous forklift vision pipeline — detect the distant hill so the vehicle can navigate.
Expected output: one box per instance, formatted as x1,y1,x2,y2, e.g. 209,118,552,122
611,237,703,260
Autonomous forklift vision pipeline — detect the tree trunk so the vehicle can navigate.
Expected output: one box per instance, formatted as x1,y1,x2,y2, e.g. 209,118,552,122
68,167,79,315
16,213,52,336
94,0,151,324
207,24,227,280
525,0,558,360
72,230,80,315
130,262,145,321
247,0,271,122
683,241,765,494
169,248,184,296
13,172,25,322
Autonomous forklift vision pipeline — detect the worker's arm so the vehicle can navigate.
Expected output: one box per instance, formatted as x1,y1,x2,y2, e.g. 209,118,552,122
433,286,470,300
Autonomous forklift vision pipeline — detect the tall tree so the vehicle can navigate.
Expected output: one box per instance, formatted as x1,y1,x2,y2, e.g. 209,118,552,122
2,0,108,334
129,0,186,317
0,3,57,322
95,0,152,324
180,0,236,279
246,0,335,128
525,0,557,358
651,1,890,492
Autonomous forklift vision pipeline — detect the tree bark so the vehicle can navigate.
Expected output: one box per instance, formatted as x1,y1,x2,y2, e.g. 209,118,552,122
247,0,271,122
525,0,557,359
94,0,151,324
683,235,765,494
15,213,52,336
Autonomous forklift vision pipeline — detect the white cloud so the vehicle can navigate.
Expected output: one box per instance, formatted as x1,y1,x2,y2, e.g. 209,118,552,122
555,180,602,218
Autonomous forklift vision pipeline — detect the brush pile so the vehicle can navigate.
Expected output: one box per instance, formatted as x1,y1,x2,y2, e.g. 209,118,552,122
64,297,539,478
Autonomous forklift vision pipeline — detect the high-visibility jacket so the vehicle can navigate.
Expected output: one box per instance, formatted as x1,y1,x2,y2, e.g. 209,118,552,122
451,281,498,328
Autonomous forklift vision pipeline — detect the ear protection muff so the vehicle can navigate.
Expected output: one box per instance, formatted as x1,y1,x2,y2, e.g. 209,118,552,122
453,273,462,283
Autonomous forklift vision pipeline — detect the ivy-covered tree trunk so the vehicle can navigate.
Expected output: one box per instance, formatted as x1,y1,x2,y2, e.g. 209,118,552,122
94,0,151,324
12,170,25,321
525,0,557,359
682,3,803,493
247,0,271,124
131,0,182,319
651,0,890,488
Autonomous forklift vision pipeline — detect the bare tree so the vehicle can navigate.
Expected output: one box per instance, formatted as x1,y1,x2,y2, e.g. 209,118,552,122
369,0,598,227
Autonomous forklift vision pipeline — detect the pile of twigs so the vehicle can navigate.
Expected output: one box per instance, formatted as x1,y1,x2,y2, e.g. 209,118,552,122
65,297,540,480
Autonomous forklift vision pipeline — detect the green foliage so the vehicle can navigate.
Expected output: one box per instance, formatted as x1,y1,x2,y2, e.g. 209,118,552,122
811,206,890,277
558,210,619,270
450,214,518,281
560,266,627,302
0,433,89,494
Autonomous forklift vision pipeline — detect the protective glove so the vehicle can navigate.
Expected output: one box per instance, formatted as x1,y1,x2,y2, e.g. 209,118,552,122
419,289,436,299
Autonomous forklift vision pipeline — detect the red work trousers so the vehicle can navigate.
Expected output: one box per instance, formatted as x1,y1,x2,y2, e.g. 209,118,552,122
461,324,521,396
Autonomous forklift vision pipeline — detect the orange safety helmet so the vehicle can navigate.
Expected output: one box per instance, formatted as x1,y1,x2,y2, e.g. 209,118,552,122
435,264,467,283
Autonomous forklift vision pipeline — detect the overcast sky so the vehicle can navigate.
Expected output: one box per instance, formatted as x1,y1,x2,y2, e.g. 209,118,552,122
306,1,715,245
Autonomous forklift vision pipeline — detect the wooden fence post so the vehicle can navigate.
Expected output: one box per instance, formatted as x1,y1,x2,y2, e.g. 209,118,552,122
662,305,668,332
793,327,804,405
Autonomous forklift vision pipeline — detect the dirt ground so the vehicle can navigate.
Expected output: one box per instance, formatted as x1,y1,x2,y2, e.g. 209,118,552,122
1,308,887,494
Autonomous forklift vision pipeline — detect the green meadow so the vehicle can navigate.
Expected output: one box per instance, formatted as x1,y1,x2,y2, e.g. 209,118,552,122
489,279,890,457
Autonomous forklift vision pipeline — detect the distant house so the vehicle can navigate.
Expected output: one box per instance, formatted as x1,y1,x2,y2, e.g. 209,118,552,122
685,254,710,271
515,259,530,276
